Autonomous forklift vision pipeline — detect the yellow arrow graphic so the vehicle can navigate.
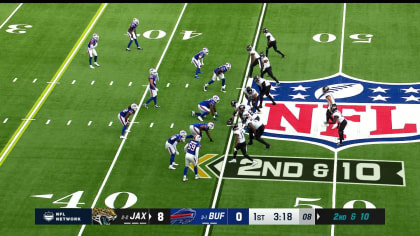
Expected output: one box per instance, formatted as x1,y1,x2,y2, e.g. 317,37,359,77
189,154,218,178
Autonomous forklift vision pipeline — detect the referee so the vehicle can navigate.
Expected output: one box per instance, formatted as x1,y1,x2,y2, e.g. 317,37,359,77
253,76,276,108
228,124,257,166
246,113,270,149
246,45,261,78
260,52,280,85
263,28,285,58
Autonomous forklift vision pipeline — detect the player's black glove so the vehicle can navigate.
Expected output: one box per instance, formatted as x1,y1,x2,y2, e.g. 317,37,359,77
227,119,233,125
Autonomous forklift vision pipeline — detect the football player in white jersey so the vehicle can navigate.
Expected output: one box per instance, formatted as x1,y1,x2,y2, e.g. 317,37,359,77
329,104,347,146
88,33,100,69
260,52,280,85
228,124,257,165
227,101,253,125
245,113,270,149
263,28,285,58
183,135,201,182
246,45,261,78
253,76,276,107
322,86,337,129
244,86,261,113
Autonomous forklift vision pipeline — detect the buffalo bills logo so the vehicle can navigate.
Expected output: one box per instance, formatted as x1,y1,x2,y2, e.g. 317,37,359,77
251,73,420,150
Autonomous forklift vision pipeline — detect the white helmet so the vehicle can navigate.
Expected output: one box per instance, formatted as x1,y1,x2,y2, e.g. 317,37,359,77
212,95,220,103
203,48,209,55
133,18,139,25
194,135,201,142
131,103,138,111
180,130,187,138
93,33,99,40
225,62,231,70
208,122,214,130
149,68,157,75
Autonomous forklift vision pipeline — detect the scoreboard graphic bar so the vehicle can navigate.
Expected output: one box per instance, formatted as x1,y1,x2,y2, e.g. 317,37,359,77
35,208,385,225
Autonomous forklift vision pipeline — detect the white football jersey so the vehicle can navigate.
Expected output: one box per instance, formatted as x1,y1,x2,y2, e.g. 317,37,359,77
333,110,345,123
264,32,276,42
234,128,246,143
255,77,270,87
250,48,260,59
325,92,335,108
246,114,263,129
261,56,270,69
245,88,258,98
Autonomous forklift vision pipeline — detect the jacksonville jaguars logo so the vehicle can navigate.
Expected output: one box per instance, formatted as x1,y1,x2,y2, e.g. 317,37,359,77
252,73,420,150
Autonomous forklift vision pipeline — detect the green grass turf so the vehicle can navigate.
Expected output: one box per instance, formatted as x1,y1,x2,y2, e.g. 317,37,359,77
0,3,18,23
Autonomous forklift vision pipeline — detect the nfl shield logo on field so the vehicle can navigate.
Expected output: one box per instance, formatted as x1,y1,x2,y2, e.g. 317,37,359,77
43,211,54,222
253,73,420,150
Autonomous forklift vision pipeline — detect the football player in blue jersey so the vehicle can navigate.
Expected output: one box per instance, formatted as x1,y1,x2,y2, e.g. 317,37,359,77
166,130,187,170
183,135,202,182
186,122,214,142
88,33,100,69
118,103,138,138
203,62,231,93
143,68,160,108
191,95,220,122
126,18,142,51
192,48,208,78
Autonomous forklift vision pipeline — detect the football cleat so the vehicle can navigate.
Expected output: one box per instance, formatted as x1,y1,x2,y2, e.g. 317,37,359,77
195,175,199,179
183,177,188,182
133,18,139,25
251,160,258,166
143,103,148,109
94,62,100,67
137,46,143,50
265,144,271,150
213,95,220,103
203,47,209,55
172,162,179,166
131,103,138,111
90,65,94,69
221,88,226,93
195,75,200,79
169,165,176,170
197,116,203,122
93,33,99,41
120,135,125,139
203,85,207,92
194,135,201,142
154,105,160,108
228,159,237,163
126,48,131,52
191,111,195,117
208,122,215,130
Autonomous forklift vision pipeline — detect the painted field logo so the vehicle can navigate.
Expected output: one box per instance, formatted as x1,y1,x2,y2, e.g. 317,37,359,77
251,73,420,150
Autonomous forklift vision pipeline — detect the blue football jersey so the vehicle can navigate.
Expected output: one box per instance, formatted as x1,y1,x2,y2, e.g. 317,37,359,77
87,38,97,49
186,140,201,155
168,134,182,145
214,65,227,74
149,74,157,90
128,22,137,32
192,123,209,131
199,99,215,108
194,51,206,60
120,108,135,117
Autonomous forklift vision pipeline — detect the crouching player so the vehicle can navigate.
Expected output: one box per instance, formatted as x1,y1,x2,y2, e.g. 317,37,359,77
192,95,220,121
118,103,138,138
165,130,187,170
187,122,214,142
183,135,201,182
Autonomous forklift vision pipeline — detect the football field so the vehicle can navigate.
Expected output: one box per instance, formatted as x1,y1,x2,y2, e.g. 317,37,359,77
0,3,419,236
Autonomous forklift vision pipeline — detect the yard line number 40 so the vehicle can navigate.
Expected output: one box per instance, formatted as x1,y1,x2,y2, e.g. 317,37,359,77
48,191,138,208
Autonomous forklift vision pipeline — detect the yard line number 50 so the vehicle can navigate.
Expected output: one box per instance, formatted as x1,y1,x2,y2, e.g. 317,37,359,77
313,33,374,43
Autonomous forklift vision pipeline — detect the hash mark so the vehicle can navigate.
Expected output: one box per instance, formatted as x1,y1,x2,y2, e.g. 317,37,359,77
108,121,113,126
72,80,76,84
91,81,95,85
185,83,189,88
88,121,92,126
13,78,18,82
128,82,132,86
32,78,37,83
3,118,8,123
46,120,50,125
170,123,174,128
167,83,170,87
109,81,113,86
150,122,154,128
67,120,72,126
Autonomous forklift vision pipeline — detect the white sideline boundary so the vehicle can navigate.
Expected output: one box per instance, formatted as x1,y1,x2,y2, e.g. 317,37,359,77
0,3,23,29
204,3,267,236
77,3,188,235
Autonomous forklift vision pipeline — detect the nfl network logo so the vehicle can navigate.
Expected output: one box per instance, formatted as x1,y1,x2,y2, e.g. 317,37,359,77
43,211,54,222
253,73,420,150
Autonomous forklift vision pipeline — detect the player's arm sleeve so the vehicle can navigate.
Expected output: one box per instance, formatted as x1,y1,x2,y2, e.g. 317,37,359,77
149,78,156,89
184,144,188,152
195,147,200,159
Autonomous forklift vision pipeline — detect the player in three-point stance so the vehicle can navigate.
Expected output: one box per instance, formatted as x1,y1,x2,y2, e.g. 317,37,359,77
244,86,261,113
126,18,142,51
144,68,160,108
246,45,261,78
322,86,337,129
192,95,220,122
260,52,280,85
166,130,187,170
183,135,201,182
203,63,231,93
118,103,138,138
192,48,209,78
263,28,285,58
227,101,253,125
187,122,214,142
328,104,347,146
228,124,257,166
253,76,276,108
245,113,270,149
88,33,100,69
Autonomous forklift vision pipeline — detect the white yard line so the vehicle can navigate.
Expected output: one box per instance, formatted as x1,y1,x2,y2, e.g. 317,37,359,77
77,3,188,235
204,3,266,236
0,3,23,29
332,3,347,236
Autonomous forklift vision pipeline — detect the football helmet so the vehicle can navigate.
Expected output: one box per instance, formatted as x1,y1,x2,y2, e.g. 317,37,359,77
232,124,239,130
246,45,252,51
208,122,214,130
263,28,268,33
225,62,231,71
93,33,99,41
203,48,209,55
131,103,138,111
322,86,329,93
253,76,260,83
260,52,265,58
213,95,220,103
238,104,245,113
246,86,252,94
149,68,158,75
331,104,338,112
194,135,201,142
133,18,139,25
180,130,187,138
231,100,237,107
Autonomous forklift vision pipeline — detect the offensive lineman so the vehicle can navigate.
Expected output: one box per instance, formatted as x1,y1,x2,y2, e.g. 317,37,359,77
126,18,142,51
228,124,257,166
118,103,138,138
144,68,160,108
244,86,261,113
166,130,187,170
192,48,209,78
246,45,261,78
260,52,280,85
88,33,100,69
203,63,231,93
263,28,285,58
253,76,276,107
183,135,201,182
245,113,270,149
329,104,347,146
322,86,337,129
